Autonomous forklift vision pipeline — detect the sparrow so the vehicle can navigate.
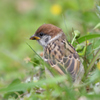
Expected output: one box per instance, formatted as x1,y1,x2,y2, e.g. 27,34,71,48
30,24,84,83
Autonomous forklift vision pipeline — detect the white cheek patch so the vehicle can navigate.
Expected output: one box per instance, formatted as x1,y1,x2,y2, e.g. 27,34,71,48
38,35,51,47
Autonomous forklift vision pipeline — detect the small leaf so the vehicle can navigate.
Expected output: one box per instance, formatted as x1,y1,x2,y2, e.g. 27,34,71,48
78,46,86,56
93,39,100,49
77,34,100,43
76,44,84,52
86,44,93,61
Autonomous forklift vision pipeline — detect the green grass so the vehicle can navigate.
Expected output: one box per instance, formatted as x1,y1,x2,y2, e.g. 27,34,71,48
0,0,100,100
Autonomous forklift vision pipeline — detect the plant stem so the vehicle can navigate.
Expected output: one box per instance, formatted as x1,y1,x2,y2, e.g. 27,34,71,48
85,48,100,76
71,36,76,45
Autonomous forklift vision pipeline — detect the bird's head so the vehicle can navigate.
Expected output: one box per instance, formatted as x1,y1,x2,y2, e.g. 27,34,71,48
30,24,64,47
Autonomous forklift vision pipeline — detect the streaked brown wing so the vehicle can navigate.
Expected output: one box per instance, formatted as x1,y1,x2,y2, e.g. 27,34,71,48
62,54,80,80
44,39,80,80
46,53,80,80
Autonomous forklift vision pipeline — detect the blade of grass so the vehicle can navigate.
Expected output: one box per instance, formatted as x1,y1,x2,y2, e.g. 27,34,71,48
62,15,70,41
26,42,43,61
93,23,100,30
0,76,66,93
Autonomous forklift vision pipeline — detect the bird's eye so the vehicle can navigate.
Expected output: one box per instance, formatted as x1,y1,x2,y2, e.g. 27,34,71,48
39,32,44,36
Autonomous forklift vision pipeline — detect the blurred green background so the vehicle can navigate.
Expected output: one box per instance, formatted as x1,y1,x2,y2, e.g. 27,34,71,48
0,0,99,87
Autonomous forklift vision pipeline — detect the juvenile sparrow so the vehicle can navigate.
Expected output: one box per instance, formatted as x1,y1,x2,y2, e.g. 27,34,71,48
30,24,84,83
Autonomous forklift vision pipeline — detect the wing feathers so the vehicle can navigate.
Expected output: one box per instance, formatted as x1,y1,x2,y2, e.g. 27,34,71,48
65,59,71,68
44,39,81,81
67,58,75,73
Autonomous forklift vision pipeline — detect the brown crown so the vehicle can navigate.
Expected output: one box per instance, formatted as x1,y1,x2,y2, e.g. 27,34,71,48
35,24,63,38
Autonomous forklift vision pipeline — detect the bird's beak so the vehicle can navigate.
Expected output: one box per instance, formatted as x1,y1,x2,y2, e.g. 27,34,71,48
30,35,40,40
